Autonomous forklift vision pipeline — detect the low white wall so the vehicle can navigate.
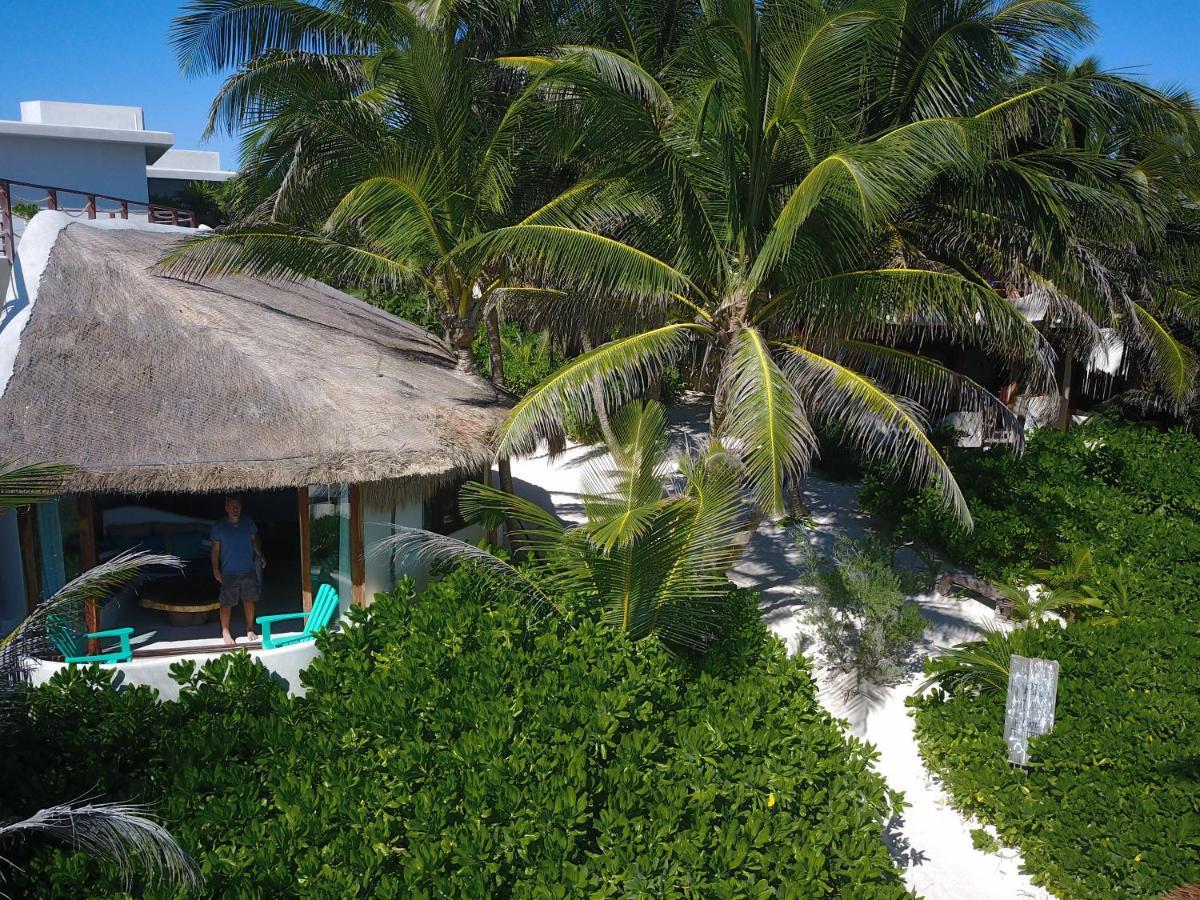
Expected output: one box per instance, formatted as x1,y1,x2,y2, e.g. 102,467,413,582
28,639,322,702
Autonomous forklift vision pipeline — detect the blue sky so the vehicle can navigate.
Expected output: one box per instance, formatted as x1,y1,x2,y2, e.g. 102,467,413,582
0,0,1197,172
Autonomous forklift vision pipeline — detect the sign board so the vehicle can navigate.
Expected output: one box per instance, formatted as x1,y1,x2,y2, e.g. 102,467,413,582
1003,655,1059,767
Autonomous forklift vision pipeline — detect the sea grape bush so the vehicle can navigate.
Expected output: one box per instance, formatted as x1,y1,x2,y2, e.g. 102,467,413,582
864,421,1200,897
0,569,910,898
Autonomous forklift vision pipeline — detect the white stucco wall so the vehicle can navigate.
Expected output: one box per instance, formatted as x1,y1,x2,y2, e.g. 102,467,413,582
0,133,153,201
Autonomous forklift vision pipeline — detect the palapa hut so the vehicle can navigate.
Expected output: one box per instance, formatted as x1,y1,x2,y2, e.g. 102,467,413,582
0,212,508,669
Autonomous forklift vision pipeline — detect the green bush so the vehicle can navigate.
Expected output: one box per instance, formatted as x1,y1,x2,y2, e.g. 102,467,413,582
803,537,925,686
472,320,565,397
876,421,1200,897
0,569,910,898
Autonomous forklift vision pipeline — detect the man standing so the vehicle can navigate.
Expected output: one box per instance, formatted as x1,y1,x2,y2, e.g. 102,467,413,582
211,495,266,645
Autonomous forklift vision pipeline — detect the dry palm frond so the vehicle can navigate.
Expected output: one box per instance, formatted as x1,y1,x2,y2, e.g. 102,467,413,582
0,800,200,893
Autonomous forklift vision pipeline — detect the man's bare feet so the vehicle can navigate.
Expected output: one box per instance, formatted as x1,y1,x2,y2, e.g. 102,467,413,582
222,632,235,647
246,631,258,642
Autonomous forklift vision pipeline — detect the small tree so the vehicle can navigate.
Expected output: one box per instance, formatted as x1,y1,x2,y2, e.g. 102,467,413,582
379,400,751,651
802,536,925,686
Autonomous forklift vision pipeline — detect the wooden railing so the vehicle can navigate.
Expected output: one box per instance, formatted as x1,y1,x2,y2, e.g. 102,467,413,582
0,177,197,261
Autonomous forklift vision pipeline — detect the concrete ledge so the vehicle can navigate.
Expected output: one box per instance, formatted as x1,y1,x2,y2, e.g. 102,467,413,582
28,639,321,701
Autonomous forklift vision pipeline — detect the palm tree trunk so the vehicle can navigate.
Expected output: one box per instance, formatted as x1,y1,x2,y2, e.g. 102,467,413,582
485,307,506,387
484,306,521,554
1056,353,1074,431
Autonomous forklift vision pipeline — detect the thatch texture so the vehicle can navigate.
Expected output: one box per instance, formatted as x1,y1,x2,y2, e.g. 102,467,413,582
0,223,508,493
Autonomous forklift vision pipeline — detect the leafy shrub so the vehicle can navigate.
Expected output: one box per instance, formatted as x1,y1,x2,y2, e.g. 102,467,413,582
970,828,999,854
803,537,926,686
0,569,910,898
889,421,1200,897
471,320,566,397
12,201,41,219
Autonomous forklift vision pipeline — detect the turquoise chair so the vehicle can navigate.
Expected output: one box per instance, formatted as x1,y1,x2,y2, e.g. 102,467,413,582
257,584,340,650
47,615,136,664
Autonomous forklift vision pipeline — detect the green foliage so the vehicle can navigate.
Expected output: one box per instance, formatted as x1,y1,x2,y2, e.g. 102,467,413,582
11,202,40,220
471,320,565,397
388,400,753,651
888,421,1200,897
0,573,910,897
970,828,1000,854
802,537,926,686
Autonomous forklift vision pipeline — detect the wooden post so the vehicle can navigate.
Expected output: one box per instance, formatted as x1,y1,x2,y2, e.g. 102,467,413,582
1004,655,1059,766
16,505,40,615
349,483,366,607
85,195,96,219
47,189,57,211
77,494,101,655
1056,354,1074,431
297,487,313,612
119,201,128,220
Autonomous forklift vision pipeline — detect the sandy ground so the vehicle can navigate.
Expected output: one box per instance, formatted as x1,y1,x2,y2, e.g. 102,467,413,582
505,402,1051,899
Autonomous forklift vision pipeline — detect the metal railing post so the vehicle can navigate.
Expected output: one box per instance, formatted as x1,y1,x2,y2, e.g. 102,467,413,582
0,180,12,261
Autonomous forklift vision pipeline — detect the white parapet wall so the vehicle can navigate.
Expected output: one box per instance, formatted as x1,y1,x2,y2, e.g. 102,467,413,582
28,639,323,702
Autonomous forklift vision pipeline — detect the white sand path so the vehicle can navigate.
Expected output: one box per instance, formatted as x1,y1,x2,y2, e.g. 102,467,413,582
504,403,1050,899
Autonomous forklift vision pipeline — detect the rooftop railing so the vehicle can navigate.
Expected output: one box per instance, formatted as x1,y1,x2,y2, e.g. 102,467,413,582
0,177,197,262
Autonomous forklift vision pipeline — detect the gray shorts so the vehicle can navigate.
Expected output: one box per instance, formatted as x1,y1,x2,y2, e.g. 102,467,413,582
219,571,260,607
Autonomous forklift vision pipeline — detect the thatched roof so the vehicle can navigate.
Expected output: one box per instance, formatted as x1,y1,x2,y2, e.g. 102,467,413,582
0,220,509,493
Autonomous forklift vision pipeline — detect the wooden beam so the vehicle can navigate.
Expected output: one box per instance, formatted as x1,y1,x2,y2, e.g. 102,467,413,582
297,487,313,612
77,494,101,655
349,484,366,607
1056,354,1074,431
16,506,40,615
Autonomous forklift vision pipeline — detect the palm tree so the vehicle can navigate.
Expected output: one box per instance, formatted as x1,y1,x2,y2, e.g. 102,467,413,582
164,0,598,366
451,0,1141,526
898,53,1200,427
380,399,750,648
0,462,200,891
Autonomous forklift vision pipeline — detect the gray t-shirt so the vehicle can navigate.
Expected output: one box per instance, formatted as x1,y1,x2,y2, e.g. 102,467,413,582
211,516,258,576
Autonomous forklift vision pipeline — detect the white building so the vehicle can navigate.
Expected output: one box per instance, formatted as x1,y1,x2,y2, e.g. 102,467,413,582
0,100,234,206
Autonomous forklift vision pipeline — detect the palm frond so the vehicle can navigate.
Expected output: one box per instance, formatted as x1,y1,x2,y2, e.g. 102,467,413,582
497,323,706,457
156,226,421,293
830,341,1023,449
715,328,815,517
919,625,1025,695
1128,300,1198,408
372,527,561,617
766,268,1056,388
0,462,72,510
0,553,183,691
580,400,671,551
0,801,200,892
778,343,972,528
455,481,567,556
455,224,696,305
